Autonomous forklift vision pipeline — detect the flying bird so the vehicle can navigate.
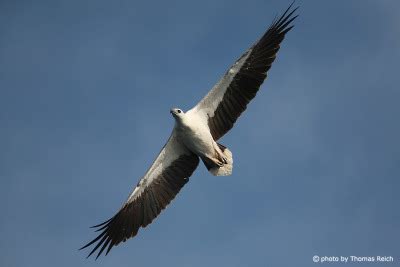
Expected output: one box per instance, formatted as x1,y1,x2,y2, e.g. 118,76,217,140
81,3,297,259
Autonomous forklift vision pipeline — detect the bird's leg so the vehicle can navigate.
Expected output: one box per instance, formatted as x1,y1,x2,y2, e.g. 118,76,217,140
220,156,228,164
213,142,228,165
214,159,224,167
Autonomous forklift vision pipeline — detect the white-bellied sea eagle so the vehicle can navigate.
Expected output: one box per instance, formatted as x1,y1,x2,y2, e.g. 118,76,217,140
81,3,298,259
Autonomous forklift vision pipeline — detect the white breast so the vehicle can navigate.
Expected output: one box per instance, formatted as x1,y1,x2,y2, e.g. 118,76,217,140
176,112,215,157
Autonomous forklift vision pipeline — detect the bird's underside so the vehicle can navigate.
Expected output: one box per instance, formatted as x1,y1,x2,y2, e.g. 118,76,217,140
173,107,234,176
81,3,298,259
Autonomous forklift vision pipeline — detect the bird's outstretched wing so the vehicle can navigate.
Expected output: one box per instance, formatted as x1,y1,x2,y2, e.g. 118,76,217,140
191,4,298,140
80,130,199,259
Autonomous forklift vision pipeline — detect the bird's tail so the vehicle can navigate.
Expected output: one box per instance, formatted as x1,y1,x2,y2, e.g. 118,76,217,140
201,143,233,176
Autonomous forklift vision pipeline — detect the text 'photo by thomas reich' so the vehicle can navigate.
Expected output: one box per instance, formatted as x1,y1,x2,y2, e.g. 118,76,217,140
313,255,394,263
80,3,298,259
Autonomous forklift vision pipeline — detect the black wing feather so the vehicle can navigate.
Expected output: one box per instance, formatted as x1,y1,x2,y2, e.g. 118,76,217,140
208,4,298,140
80,153,199,259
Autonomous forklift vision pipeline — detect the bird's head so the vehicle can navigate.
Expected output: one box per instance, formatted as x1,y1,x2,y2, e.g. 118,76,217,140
170,108,185,120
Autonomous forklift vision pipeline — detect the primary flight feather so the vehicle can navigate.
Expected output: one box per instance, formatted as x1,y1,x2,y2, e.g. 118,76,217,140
81,3,298,259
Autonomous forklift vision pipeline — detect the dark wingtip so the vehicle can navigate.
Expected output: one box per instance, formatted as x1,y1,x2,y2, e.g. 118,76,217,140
90,217,112,228
276,2,299,28
80,217,114,259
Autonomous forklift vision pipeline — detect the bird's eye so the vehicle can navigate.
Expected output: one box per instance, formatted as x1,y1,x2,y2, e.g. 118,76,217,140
177,110,181,113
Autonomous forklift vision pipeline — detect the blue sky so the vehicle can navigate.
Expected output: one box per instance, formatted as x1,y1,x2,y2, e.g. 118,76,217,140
1,0,399,266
